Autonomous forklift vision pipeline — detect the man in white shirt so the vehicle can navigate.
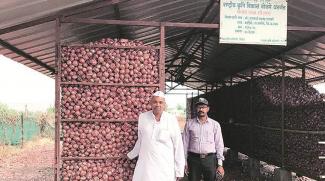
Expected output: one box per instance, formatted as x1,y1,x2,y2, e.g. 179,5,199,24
127,91,185,181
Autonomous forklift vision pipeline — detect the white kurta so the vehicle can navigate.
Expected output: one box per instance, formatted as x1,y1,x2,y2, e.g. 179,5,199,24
127,111,185,181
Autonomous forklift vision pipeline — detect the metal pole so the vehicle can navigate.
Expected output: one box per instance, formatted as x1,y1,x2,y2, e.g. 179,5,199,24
191,92,194,118
159,23,166,92
281,57,285,168
21,113,23,148
250,69,254,156
186,93,189,119
202,32,205,62
55,17,62,181
302,67,306,81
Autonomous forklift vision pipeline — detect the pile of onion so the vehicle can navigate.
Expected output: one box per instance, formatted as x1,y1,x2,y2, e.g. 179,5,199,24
61,85,157,119
61,38,159,84
62,158,137,181
62,122,137,157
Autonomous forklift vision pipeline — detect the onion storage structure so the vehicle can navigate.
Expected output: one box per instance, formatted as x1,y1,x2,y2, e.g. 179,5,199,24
187,76,325,180
55,38,164,180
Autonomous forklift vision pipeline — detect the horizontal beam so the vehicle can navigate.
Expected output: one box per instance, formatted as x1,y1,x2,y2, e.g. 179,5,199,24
61,18,325,32
307,75,325,83
263,56,325,78
165,22,219,29
287,26,325,32
0,39,55,73
286,53,325,56
256,65,295,69
61,17,160,26
61,17,220,29
0,16,56,35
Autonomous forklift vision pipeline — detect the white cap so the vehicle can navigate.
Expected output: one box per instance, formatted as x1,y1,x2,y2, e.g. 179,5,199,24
153,91,165,98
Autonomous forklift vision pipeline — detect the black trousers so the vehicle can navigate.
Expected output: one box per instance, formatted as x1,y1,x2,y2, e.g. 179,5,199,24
188,152,216,181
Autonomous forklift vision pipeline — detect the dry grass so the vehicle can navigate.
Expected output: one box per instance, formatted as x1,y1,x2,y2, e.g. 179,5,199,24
0,137,54,160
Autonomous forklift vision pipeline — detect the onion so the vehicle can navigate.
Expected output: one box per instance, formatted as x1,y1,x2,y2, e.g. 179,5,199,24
61,85,157,119
60,38,161,180
61,39,159,84
62,159,136,180
62,122,137,157
198,76,325,179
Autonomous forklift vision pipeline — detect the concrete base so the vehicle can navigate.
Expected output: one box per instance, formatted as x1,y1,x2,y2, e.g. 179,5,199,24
273,168,293,181
249,158,260,181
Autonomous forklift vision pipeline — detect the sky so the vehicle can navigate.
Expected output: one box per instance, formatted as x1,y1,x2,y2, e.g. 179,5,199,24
1,54,325,112
0,55,55,111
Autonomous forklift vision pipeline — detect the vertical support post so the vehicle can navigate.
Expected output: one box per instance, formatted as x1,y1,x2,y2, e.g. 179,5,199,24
249,69,254,156
248,70,260,181
319,141,325,180
21,113,24,148
249,158,260,180
159,23,166,92
191,92,194,118
281,57,285,168
202,32,205,62
55,17,62,181
302,67,306,81
186,93,188,119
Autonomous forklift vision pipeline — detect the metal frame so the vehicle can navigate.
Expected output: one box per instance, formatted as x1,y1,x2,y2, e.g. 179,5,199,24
218,62,325,179
320,141,325,180
281,57,285,168
55,16,167,181
54,17,62,181
60,82,160,87
249,69,254,156
1,0,325,87
2,0,325,179
0,39,55,73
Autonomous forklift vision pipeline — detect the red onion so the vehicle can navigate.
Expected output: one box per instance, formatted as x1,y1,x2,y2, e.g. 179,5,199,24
61,39,159,84
62,159,136,181
61,85,157,119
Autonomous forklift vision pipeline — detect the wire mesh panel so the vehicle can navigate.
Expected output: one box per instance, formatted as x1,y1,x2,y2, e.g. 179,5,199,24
56,36,164,180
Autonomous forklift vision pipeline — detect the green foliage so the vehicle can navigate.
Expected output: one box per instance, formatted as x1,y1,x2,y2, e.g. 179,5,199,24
0,102,55,128
0,103,20,125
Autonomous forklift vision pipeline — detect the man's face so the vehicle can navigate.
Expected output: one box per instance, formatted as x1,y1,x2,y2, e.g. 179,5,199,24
196,104,209,118
150,96,166,114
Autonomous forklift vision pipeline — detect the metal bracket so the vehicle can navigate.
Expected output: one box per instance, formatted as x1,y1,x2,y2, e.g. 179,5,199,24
319,141,325,180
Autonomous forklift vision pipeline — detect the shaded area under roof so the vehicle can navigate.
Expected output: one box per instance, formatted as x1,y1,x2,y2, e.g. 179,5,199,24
1,0,325,92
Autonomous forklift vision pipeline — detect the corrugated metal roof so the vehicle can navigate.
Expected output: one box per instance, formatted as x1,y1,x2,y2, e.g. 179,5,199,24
0,0,325,91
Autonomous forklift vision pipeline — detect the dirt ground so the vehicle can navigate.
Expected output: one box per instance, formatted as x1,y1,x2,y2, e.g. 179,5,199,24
0,138,54,181
0,139,316,181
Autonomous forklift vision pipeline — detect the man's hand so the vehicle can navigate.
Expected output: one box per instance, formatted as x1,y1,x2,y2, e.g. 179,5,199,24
216,166,224,176
184,165,189,176
176,177,183,181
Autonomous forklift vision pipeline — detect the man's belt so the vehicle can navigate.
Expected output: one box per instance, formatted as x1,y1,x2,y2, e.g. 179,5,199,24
188,152,215,159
